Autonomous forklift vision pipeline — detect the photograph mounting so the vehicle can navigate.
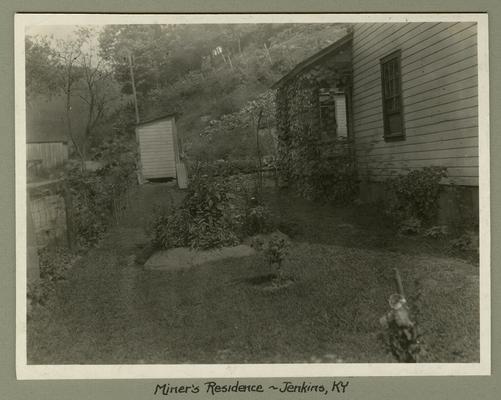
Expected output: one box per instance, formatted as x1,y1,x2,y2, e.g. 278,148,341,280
15,12,490,379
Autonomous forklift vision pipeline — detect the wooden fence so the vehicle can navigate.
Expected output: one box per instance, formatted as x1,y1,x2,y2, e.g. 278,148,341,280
27,142,68,170
29,188,68,248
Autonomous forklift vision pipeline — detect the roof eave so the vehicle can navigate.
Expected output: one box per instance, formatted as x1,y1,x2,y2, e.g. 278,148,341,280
271,32,353,90
135,113,178,127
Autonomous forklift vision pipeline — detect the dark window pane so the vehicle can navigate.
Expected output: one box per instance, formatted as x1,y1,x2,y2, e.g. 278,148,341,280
388,113,402,134
381,51,404,139
385,98,394,112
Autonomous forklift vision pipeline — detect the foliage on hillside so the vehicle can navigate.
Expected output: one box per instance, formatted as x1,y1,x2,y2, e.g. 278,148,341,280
27,23,348,164
98,23,349,160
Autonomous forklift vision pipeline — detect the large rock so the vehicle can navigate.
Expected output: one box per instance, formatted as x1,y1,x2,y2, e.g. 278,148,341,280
144,244,256,271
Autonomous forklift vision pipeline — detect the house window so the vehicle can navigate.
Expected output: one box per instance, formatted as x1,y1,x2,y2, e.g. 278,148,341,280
380,50,405,140
319,88,348,139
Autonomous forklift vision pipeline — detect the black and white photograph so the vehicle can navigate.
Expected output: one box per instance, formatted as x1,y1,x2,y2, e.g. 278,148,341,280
15,13,490,379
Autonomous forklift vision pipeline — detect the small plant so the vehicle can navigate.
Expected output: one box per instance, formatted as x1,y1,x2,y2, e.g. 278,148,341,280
262,232,291,283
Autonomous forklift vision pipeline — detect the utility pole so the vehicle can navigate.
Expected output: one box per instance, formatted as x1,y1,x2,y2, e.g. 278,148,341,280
126,51,140,124
255,109,263,193
126,51,145,184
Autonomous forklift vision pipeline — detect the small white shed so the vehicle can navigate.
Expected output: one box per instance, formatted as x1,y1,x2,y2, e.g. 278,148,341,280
136,114,179,181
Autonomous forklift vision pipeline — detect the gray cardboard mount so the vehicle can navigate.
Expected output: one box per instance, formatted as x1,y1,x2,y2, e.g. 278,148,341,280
1,1,500,399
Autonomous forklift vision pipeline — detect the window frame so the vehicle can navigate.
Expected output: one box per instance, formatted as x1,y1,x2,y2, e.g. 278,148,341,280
380,50,405,141
317,87,349,142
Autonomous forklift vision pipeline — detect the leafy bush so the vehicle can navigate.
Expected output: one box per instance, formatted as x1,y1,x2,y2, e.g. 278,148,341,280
28,246,78,310
152,167,280,250
385,167,447,225
152,171,240,250
151,206,190,249
64,154,136,249
187,216,239,250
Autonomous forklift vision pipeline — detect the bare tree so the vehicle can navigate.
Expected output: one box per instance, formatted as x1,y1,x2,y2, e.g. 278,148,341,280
77,27,117,160
55,36,86,165
53,28,120,167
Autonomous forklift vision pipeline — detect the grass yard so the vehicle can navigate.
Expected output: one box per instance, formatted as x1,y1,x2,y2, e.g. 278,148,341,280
27,183,479,364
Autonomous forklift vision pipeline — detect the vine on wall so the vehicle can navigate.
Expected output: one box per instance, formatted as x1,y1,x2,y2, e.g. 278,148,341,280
275,66,358,203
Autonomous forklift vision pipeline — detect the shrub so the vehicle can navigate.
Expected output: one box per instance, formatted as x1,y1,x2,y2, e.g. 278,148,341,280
151,167,279,250
64,155,136,249
151,207,190,249
152,171,240,250
187,216,239,250
385,167,447,225
28,246,78,310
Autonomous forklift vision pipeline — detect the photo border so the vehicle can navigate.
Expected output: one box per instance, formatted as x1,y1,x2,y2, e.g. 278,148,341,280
14,12,491,380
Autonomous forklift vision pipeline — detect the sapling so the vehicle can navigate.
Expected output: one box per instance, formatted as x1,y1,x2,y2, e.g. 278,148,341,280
263,232,290,284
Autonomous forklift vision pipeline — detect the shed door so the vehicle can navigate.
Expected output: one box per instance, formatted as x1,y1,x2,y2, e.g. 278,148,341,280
137,119,177,179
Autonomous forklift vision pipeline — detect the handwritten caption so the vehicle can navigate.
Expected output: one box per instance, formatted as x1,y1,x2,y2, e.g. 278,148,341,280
154,380,349,396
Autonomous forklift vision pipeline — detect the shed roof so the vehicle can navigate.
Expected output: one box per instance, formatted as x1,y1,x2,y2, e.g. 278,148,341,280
135,113,178,127
272,32,353,89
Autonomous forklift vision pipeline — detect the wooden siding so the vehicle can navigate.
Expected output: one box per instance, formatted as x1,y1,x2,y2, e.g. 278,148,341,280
352,22,478,186
137,118,177,179
27,142,68,169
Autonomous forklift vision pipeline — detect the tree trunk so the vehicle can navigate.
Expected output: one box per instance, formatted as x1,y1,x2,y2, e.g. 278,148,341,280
65,81,85,169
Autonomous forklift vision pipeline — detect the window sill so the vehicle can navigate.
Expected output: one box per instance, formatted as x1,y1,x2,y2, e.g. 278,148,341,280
383,134,405,142
318,136,350,145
